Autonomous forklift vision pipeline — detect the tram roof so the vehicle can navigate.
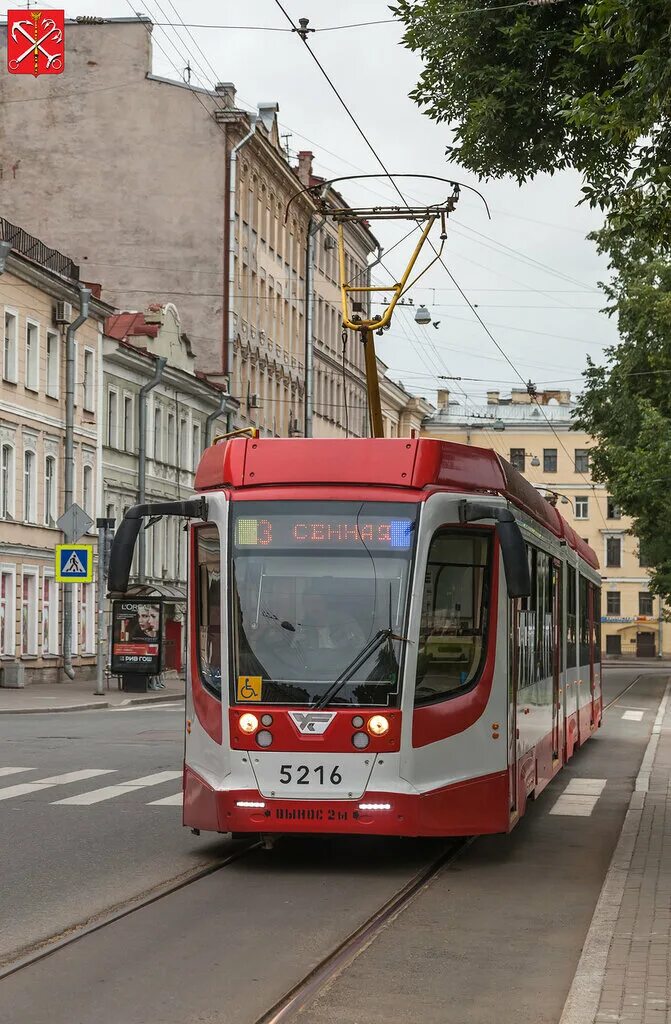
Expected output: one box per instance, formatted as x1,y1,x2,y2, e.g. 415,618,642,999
195,437,599,569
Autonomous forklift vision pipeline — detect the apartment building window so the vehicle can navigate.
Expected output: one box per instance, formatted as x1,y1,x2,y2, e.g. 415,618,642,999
0,570,16,655
42,575,58,656
154,406,162,460
46,330,59,398
107,390,118,447
83,349,95,411
44,455,56,526
81,583,95,654
21,571,38,656
1,444,15,519
606,537,622,568
3,310,18,382
638,544,651,568
83,465,93,520
23,450,36,522
606,591,621,615
639,592,654,616
123,396,133,451
191,422,201,471
575,496,589,519
510,448,525,472
167,414,176,463
543,448,557,473
574,448,590,473
25,321,39,391
179,418,188,468
607,496,622,519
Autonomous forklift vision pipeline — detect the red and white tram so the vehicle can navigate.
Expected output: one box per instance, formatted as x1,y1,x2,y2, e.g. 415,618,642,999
110,436,601,838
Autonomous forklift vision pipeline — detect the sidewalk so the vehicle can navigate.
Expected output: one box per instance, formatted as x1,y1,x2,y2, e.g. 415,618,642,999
0,672,185,714
560,679,671,1024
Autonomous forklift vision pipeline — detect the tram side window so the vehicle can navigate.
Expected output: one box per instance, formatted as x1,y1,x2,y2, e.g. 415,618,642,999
196,525,222,698
592,584,601,664
415,530,490,705
517,546,554,692
579,574,590,666
567,566,577,669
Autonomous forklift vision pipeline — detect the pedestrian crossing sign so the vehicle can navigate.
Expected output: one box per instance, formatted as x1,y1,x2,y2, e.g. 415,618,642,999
55,544,93,583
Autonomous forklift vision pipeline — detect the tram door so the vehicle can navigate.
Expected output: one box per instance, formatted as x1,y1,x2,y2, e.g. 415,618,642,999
552,561,562,762
508,597,520,814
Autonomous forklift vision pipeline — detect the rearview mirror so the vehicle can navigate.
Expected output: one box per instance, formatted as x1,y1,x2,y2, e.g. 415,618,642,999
459,500,531,599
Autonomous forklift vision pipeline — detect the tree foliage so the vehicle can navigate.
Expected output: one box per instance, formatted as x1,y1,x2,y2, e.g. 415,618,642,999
394,0,671,597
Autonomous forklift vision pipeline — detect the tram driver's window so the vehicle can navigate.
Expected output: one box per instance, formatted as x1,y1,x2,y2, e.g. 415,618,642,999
415,530,490,705
196,524,222,698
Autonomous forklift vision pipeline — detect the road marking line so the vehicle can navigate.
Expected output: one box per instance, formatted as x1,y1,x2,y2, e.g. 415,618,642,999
52,770,182,805
147,792,183,805
622,709,644,721
0,767,35,777
565,777,607,796
549,794,599,816
559,678,671,1024
0,769,116,801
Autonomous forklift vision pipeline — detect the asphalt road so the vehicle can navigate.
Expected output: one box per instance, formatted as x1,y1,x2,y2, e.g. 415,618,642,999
0,667,664,1024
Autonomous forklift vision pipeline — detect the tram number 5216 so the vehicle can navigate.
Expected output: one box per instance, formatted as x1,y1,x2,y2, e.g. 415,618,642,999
279,765,342,786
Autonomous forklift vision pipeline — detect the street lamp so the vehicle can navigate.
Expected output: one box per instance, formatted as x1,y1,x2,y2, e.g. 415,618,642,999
414,304,432,326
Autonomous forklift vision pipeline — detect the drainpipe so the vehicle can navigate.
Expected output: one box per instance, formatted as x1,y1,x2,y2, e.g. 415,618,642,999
137,356,167,584
0,240,11,273
227,115,257,404
62,285,92,680
304,215,321,438
205,389,235,447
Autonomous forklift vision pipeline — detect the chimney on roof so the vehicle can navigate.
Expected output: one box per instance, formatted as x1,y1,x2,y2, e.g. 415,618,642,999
437,388,450,410
215,82,237,108
486,390,499,405
296,150,314,187
559,390,571,404
511,389,532,404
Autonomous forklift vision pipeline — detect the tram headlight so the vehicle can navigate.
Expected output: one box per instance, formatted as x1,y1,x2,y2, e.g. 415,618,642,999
352,732,370,749
239,713,259,735
261,714,273,727
367,714,389,737
256,730,273,747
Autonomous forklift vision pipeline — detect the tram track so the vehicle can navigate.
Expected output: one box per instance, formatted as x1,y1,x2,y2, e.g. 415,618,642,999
603,673,643,712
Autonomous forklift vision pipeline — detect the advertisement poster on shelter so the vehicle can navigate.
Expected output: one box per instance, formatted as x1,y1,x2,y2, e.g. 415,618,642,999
111,601,162,674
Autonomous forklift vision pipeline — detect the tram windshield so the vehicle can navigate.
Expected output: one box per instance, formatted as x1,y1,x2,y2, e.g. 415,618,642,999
230,501,418,707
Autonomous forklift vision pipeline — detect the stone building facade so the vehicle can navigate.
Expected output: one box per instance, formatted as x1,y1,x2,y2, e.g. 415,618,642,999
0,220,112,684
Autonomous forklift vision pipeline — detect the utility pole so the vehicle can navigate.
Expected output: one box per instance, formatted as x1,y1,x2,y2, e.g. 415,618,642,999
95,516,115,696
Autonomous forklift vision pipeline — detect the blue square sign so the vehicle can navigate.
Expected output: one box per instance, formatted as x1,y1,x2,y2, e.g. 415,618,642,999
55,544,93,583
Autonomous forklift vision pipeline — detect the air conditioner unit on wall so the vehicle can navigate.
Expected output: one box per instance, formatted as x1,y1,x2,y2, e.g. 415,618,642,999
248,393,261,410
54,301,72,325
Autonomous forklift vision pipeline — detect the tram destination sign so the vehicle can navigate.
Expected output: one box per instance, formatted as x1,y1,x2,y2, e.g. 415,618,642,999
234,513,415,551
111,600,162,674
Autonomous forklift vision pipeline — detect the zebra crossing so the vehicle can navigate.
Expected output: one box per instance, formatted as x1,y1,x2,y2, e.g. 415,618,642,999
0,767,183,807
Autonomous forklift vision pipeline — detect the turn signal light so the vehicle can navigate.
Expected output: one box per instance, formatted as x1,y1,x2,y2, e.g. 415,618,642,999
239,713,259,734
367,714,389,737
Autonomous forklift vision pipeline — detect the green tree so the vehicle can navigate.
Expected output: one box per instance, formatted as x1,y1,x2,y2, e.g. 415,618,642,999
394,0,671,596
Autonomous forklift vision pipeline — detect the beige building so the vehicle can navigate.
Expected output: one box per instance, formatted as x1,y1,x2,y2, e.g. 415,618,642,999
0,220,112,684
422,387,667,659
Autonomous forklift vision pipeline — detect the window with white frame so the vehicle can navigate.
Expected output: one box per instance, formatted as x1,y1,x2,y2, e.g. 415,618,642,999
179,418,188,468
0,569,16,655
81,582,95,654
45,455,56,526
83,349,95,411
107,390,118,447
1,444,15,519
606,536,622,568
153,406,162,460
23,449,36,522
42,574,58,655
123,395,133,451
83,464,94,521
3,310,18,383
167,413,176,464
191,422,201,471
46,330,59,398
575,496,589,519
25,321,39,391
21,570,38,655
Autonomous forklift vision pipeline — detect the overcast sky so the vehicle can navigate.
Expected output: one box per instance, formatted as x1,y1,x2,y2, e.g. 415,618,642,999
2,0,618,409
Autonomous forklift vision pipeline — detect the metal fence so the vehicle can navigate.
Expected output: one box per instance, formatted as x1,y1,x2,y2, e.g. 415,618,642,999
0,218,79,280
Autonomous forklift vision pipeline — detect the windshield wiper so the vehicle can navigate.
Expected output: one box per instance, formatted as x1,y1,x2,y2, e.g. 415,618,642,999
312,628,407,710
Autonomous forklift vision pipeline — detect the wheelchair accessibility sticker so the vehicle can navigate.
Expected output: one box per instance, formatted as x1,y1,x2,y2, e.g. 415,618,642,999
237,675,262,702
